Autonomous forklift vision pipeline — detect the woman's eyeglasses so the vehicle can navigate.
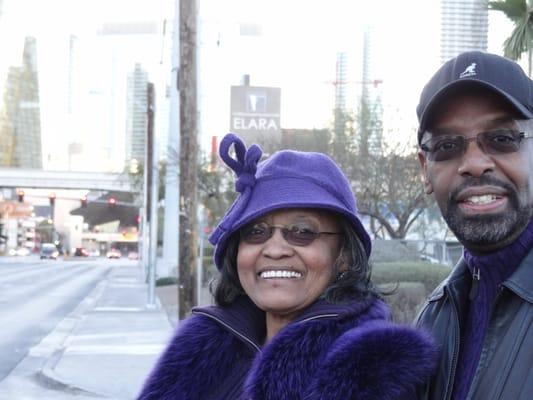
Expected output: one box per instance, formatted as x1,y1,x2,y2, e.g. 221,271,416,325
240,222,341,246
420,129,532,162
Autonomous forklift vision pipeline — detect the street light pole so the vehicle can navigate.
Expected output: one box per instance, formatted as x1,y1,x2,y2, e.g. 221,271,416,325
162,0,181,317
146,83,159,308
163,0,180,315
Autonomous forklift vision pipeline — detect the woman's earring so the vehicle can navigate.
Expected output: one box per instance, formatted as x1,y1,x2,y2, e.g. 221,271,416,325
337,270,348,281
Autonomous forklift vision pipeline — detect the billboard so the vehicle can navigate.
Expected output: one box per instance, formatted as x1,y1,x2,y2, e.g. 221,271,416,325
230,85,281,143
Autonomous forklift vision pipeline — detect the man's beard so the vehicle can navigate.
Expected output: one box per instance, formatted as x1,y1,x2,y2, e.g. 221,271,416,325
443,176,532,248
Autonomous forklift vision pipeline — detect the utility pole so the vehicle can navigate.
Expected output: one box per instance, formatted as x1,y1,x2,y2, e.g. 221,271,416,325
162,0,181,317
178,0,198,318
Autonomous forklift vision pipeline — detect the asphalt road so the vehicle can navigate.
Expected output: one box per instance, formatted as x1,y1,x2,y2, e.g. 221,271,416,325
0,255,111,382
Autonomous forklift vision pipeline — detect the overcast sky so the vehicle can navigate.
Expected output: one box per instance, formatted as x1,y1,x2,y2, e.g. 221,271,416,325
0,0,516,171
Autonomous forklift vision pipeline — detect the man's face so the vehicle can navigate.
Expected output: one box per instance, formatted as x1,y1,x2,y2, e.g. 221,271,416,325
418,88,533,253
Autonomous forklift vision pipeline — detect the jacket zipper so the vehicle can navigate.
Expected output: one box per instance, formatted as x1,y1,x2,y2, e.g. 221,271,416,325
195,310,341,400
194,311,340,351
299,313,339,323
446,287,461,400
193,310,261,352
466,287,505,400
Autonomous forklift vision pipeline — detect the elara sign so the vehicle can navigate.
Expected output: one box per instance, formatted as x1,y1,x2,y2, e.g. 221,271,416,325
231,116,279,131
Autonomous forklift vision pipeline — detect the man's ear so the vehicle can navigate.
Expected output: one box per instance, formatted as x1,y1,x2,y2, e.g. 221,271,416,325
418,149,433,195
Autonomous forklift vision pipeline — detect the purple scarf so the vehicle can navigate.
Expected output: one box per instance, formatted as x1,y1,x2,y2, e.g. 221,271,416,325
452,218,533,399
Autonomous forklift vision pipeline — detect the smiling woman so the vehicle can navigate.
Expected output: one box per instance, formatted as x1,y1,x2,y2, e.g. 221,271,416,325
137,133,438,400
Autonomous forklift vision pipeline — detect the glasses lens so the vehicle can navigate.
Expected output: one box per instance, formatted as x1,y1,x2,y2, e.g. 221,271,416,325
424,135,464,161
240,222,271,244
480,129,522,154
284,224,318,246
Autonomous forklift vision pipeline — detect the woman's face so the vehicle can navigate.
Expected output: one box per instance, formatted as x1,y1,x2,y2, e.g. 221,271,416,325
237,208,342,322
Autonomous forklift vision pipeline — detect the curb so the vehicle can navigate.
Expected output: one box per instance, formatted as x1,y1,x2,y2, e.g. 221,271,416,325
35,268,112,398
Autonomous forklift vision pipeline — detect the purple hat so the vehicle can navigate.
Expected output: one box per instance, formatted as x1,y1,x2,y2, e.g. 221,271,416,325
417,51,533,143
208,133,371,270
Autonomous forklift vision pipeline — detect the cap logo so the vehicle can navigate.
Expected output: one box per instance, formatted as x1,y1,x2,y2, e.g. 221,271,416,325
459,62,477,78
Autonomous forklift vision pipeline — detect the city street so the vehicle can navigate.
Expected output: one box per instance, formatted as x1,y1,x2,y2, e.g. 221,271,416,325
0,256,172,399
0,256,111,381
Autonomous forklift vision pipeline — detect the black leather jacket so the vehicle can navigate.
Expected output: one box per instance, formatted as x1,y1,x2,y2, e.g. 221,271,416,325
416,249,533,400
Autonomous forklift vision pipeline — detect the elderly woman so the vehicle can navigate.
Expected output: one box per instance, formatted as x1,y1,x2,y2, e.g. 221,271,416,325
137,133,436,400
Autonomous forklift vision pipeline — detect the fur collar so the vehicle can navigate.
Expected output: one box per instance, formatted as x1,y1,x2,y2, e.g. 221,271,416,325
137,297,436,400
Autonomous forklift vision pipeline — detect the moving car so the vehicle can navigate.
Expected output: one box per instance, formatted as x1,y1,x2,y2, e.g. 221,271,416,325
9,247,31,256
106,248,122,259
40,243,59,260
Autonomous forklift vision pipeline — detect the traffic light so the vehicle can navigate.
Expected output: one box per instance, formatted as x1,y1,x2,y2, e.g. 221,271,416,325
108,197,117,208
81,195,88,208
49,193,56,206
17,190,24,203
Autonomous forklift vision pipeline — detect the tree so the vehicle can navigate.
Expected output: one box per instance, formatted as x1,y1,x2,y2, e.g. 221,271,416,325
489,0,533,76
330,96,429,239
196,98,429,247
197,152,237,228
122,159,166,202
353,141,429,239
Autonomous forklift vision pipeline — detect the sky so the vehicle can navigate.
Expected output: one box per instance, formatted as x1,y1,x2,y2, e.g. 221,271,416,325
0,0,171,171
0,0,517,171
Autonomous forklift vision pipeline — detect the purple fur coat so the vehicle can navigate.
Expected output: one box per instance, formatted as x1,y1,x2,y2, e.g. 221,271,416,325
137,296,436,400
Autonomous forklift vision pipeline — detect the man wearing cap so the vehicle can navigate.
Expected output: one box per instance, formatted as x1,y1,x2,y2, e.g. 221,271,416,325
415,51,533,400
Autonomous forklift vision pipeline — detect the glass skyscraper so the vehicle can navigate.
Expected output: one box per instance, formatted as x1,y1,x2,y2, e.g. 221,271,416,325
0,37,42,168
440,0,488,63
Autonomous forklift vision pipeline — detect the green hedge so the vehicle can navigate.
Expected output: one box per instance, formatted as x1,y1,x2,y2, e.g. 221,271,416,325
156,276,179,287
372,261,451,295
371,261,452,323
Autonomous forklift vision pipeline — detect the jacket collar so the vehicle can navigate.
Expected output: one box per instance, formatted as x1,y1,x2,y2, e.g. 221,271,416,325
502,248,533,303
192,295,383,349
192,296,266,350
432,248,533,304
427,259,469,302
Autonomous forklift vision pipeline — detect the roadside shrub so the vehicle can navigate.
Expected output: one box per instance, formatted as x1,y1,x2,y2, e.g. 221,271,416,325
378,282,426,323
156,276,179,287
372,261,451,295
372,261,451,323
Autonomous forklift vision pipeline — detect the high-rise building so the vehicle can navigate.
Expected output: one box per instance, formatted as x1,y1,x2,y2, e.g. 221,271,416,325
125,63,148,162
333,52,347,138
0,37,42,168
359,28,383,157
440,0,488,63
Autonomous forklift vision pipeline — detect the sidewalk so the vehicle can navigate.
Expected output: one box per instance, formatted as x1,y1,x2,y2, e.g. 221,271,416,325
0,262,174,400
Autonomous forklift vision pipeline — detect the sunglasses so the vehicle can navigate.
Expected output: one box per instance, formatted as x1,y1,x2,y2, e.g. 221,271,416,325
420,129,533,162
239,222,341,246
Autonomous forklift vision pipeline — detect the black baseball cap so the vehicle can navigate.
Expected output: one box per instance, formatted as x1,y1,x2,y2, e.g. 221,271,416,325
416,51,533,143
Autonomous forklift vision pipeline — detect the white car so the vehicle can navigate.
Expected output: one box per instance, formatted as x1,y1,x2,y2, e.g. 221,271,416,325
106,248,122,259
9,247,31,256
88,249,101,257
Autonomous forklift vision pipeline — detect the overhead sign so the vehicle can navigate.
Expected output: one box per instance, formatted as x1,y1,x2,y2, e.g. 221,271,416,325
230,85,281,143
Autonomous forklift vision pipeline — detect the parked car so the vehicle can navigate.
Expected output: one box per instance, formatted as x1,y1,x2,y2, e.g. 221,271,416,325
40,243,59,260
74,247,89,257
127,251,139,260
106,248,122,259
